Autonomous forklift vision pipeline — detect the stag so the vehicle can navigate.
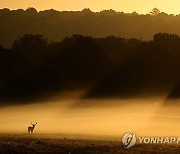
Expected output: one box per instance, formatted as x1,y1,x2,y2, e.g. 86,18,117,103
28,122,37,133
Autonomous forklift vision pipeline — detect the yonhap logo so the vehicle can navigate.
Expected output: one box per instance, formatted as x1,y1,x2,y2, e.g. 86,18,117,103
122,132,180,148
122,132,136,149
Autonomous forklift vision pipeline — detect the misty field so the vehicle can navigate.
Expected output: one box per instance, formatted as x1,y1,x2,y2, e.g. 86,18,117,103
0,134,179,154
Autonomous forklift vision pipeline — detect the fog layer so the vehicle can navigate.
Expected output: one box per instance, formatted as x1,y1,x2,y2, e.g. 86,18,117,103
0,90,179,136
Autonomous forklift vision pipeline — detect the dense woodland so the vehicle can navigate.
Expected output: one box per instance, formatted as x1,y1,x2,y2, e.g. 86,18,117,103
1,8,180,48
1,33,180,104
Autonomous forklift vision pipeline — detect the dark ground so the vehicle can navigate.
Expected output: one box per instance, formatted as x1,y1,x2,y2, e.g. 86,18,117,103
0,134,180,154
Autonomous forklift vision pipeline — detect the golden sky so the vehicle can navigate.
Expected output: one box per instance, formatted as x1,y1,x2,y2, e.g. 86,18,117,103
0,0,180,14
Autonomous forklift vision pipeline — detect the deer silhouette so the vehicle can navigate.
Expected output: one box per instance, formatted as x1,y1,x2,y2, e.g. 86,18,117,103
28,122,37,133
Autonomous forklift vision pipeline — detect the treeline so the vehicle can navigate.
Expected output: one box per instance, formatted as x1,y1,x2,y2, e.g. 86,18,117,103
1,33,180,103
1,7,180,48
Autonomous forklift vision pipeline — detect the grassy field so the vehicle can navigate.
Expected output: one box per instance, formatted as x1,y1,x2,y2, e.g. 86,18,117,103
0,134,180,154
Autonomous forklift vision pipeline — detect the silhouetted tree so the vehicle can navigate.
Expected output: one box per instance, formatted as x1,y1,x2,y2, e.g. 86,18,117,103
12,34,48,51
100,9,117,16
0,8,10,14
82,8,93,14
150,8,161,16
26,7,37,15
131,11,139,16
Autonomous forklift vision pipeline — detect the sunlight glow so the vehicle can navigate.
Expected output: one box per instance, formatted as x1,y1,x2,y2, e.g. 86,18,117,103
0,0,180,14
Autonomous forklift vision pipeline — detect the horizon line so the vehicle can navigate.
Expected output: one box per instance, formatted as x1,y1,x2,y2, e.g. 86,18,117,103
0,7,179,15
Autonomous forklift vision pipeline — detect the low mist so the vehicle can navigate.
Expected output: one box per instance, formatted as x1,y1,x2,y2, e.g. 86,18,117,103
0,89,180,137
